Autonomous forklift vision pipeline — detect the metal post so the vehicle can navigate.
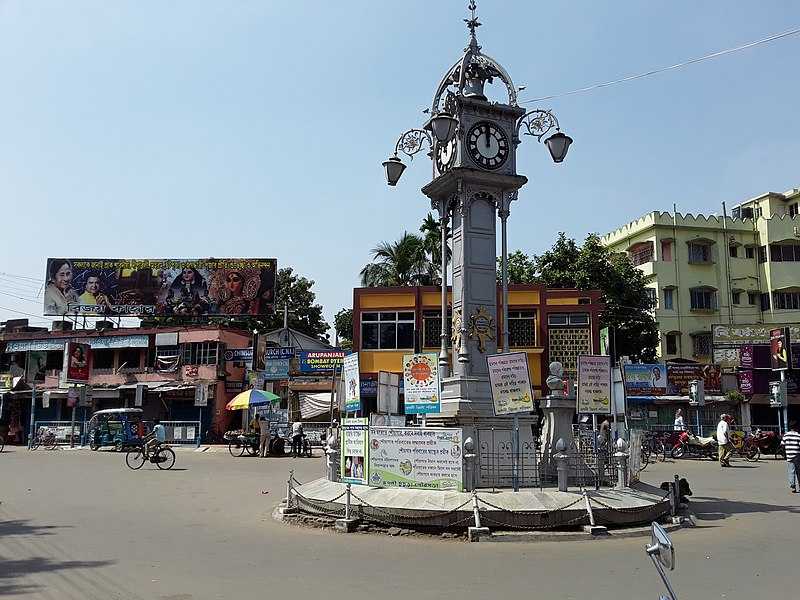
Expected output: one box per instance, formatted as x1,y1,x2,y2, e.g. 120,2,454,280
512,414,519,492
781,370,788,434
345,483,352,521
70,403,76,448
499,195,511,356
438,197,450,379
28,383,36,450
196,407,202,448
286,470,295,508
471,490,482,528
583,491,596,527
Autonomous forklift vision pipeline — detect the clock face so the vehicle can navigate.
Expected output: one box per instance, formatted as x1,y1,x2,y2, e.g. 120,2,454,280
435,137,456,174
467,121,509,170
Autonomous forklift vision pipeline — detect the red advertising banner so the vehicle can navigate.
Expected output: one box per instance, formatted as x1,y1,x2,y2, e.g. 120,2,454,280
62,341,91,383
770,327,791,371
738,370,754,395
740,345,754,369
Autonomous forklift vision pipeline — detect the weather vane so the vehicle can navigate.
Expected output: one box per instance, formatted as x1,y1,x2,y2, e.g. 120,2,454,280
464,0,481,41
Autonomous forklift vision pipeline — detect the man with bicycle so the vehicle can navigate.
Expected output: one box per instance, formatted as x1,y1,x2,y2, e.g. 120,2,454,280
145,420,166,455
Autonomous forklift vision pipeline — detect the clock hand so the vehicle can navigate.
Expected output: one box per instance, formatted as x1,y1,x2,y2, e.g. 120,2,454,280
485,128,490,147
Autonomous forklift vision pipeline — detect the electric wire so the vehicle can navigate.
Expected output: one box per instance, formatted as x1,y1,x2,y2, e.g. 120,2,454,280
520,26,800,103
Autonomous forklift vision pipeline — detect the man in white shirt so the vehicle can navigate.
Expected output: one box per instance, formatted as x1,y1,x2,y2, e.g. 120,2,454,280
291,421,304,457
258,415,271,458
674,409,685,431
717,414,732,467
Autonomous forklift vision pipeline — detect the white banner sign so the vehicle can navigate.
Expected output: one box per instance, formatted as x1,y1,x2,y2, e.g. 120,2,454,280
486,352,534,415
402,353,441,414
340,417,368,484
368,427,463,491
343,353,361,413
577,355,612,414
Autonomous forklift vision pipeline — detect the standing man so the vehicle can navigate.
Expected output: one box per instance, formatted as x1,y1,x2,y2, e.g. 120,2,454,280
717,414,732,467
781,421,800,493
291,420,304,457
674,409,685,431
258,414,271,458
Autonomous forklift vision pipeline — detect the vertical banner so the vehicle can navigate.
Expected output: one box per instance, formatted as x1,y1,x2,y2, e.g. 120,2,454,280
194,384,208,407
577,355,612,414
61,341,91,385
343,353,361,413
135,383,146,407
377,371,400,414
740,344,754,369
402,353,441,414
340,417,368,484
770,327,791,371
67,388,79,408
738,370,754,395
486,352,534,415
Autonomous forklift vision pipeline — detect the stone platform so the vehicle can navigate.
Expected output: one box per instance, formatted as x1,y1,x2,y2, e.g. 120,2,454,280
290,478,671,531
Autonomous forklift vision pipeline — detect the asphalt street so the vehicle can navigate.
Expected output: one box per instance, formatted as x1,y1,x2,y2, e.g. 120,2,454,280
1,446,797,599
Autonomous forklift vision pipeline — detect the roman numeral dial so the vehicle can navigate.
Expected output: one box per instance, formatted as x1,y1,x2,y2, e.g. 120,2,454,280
467,121,509,170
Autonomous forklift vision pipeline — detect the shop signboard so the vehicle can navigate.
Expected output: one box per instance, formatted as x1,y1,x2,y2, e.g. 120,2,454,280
298,350,345,373
367,427,463,491
770,327,791,371
263,358,290,380
577,355,612,414
667,364,722,395
26,351,48,383
402,353,440,414
223,348,253,362
713,323,800,347
43,258,277,317
486,352,534,415
61,341,91,384
623,364,668,397
253,340,295,370
343,353,361,413
340,418,368,485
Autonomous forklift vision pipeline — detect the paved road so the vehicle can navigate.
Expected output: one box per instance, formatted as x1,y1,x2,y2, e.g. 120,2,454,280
1,446,797,599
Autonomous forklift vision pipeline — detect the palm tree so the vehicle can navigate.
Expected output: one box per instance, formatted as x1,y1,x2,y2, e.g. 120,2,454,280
419,212,451,285
360,232,432,287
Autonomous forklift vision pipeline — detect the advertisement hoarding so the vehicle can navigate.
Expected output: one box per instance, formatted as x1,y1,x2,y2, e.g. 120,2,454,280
340,418,368,484
486,352,534,415
298,350,345,373
44,258,277,317
577,355,612,414
402,353,441,414
666,364,721,395
623,364,667,397
368,427,463,491
770,327,791,371
61,341,91,384
223,348,253,362
343,353,361,413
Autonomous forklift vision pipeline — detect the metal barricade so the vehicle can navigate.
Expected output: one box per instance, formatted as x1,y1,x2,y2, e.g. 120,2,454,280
33,421,83,445
160,421,201,445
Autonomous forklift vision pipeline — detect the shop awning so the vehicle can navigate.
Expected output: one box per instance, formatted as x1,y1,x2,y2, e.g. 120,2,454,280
299,392,332,419
117,381,173,390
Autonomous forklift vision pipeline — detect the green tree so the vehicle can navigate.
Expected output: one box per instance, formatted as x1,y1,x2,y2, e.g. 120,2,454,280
532,233,658,362
498,249,538,284
419,212,451,284
334,308,353,350
360,232,432,287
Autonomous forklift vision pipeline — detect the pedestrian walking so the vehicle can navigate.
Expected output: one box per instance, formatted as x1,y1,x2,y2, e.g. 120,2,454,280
674,409,685,431
717,414,732,467
258,415,271,458
781,421,800,493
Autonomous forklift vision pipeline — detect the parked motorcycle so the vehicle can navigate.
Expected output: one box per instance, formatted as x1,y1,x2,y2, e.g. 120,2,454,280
749,429,785,461
671,431,718,459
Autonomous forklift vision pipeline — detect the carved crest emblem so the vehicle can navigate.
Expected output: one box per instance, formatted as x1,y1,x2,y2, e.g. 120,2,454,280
468,306,495,353
451,308,462,350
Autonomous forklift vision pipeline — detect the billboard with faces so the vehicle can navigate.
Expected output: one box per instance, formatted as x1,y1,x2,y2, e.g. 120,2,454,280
43,258,276,317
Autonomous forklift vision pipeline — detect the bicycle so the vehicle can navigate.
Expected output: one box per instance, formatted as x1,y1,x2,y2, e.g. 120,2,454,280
30,428,57,451
125,436,176,470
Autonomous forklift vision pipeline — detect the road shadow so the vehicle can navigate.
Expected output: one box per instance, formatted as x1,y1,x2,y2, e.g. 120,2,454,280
0,556,114,596
0,518,70,537
691,495,800,521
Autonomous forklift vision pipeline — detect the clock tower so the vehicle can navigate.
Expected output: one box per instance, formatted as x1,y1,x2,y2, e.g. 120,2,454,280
421,9,528,418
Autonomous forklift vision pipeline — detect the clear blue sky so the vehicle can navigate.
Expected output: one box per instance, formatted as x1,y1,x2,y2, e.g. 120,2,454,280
1,0,798,333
